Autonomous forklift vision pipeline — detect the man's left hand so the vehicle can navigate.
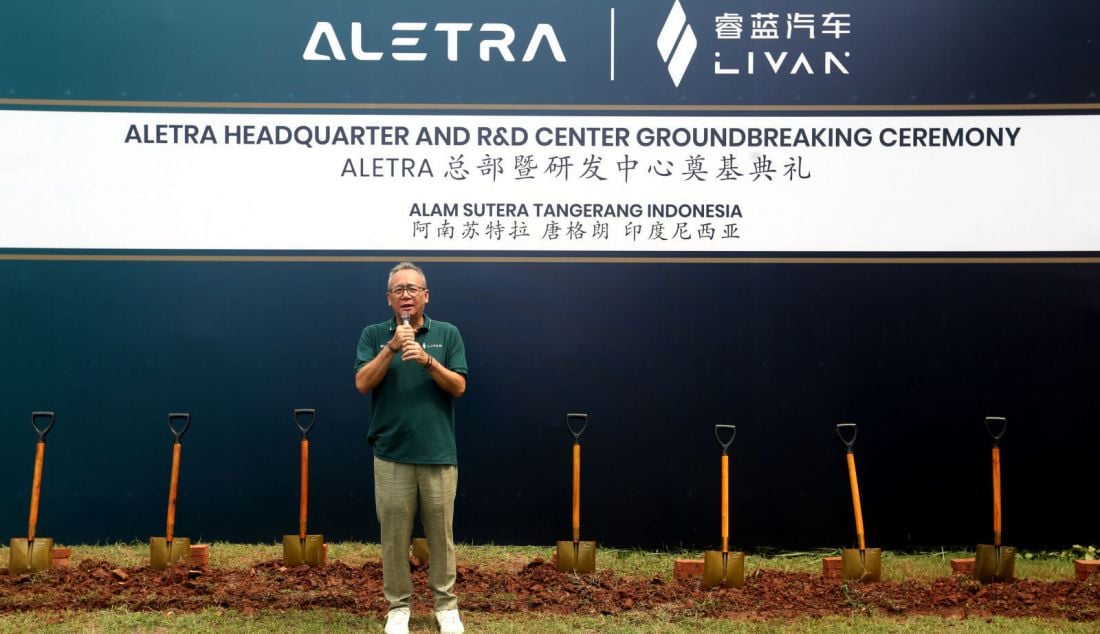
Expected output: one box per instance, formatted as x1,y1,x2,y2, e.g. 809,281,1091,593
401,340,430,366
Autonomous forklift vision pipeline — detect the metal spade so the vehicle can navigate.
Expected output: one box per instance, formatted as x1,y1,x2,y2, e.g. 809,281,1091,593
974,416,1015,583
702,425,744,588
283,409,325,567
835,423,882,582
151,413,191,570
556,413,596,573
9,412,56,574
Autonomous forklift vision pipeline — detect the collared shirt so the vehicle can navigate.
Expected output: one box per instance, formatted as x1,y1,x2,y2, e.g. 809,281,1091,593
354,315,468,464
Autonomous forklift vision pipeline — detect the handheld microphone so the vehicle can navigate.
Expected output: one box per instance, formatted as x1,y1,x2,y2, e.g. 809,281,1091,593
397,312,412,360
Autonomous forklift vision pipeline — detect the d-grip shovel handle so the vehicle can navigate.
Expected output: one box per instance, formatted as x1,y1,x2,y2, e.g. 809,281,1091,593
715,425,736,455
294,408,317,439
836,423,857,452
295,409,316,539
27,412,55,542
31,411,55,442
985,417,1005,546
168,413,191,444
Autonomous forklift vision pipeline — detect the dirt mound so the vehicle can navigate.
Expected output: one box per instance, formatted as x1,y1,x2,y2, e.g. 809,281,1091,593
2,559,1097,621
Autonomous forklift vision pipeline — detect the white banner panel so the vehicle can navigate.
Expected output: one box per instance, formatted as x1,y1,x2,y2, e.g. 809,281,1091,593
2,111,1097,252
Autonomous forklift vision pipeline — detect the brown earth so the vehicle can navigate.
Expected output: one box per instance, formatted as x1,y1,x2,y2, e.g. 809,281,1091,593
1,559,1097,622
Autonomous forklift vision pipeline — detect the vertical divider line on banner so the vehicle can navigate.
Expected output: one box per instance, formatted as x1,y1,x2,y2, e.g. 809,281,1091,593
610,8,616,81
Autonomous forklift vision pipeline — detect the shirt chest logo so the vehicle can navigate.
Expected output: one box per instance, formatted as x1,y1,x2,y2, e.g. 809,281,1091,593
379,342,443,349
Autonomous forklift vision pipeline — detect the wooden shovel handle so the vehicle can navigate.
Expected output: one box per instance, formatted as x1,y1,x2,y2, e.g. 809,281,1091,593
721,453,729,553
572,443,580,543
166,442,181,542
846,452,866,551
27,441,46,541
992,446,1001,546
300,439,309,539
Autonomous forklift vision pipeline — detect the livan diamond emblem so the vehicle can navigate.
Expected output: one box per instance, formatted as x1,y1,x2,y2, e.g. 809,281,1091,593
657,0,697,87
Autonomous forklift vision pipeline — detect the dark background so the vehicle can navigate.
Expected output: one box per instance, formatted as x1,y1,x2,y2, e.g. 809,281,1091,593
2,1,1098,550
2,258,1097,550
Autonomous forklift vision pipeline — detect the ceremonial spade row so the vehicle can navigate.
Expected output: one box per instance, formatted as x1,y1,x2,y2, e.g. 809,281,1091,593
5,412,1030,586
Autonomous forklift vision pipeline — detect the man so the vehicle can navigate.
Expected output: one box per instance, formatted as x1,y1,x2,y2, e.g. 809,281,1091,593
355,262,468,634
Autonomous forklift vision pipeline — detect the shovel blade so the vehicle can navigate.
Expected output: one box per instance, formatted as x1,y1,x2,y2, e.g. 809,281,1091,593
841,548,882,582
974,544,1015,583
303,535,325,567
283,535,325,567
555,540,596,573
149,537,191,570
8,538,53,574
702,550,745,588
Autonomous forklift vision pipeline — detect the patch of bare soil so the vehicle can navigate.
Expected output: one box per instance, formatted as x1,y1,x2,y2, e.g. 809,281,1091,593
1,559,1097,621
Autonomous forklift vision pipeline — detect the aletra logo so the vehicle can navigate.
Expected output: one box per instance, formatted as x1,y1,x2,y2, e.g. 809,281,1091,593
303,21,566,63
656,0,697,87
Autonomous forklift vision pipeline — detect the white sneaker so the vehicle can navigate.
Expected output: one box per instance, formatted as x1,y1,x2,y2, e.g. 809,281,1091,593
435,608,465,634
384,607,410,634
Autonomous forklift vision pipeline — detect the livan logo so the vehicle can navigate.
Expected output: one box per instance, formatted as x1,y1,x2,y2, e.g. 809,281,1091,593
656,0,697,87
656,5,854,86
712,11,852,78
303,21,566,63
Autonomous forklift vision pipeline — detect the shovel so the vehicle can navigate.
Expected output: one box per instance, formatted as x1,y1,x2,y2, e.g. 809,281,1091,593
556,413,596,573
9,412,56,574
151,413,192,570
835,423,882,582
975,416,1015,583
283,408,325,567
703,425,744,588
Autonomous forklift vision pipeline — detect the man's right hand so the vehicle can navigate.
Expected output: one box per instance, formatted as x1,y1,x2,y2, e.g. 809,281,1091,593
391,324,415,352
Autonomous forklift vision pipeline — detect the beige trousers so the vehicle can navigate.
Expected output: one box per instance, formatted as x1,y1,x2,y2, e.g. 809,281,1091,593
373,456,458,611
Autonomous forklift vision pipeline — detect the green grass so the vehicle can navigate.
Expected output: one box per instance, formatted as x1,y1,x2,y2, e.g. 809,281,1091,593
0,610,1093,633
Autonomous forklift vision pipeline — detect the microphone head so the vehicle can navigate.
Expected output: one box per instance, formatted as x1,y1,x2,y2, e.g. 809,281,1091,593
400,311,410,326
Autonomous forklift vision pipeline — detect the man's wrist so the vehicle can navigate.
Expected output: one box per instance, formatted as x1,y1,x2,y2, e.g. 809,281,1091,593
423,356,434,371
387,342,400,353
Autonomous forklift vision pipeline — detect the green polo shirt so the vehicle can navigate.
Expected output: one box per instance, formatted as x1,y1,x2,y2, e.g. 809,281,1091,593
354,315,467,465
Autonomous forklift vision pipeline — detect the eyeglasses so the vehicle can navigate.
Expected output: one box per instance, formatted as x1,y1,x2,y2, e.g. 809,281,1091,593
388,285,426,297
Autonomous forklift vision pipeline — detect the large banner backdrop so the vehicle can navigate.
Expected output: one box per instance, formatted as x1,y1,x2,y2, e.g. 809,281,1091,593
4,0,1098,255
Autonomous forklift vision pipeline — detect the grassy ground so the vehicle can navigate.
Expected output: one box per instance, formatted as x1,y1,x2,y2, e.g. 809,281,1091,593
0,543,1087,632
1,610,1096,633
